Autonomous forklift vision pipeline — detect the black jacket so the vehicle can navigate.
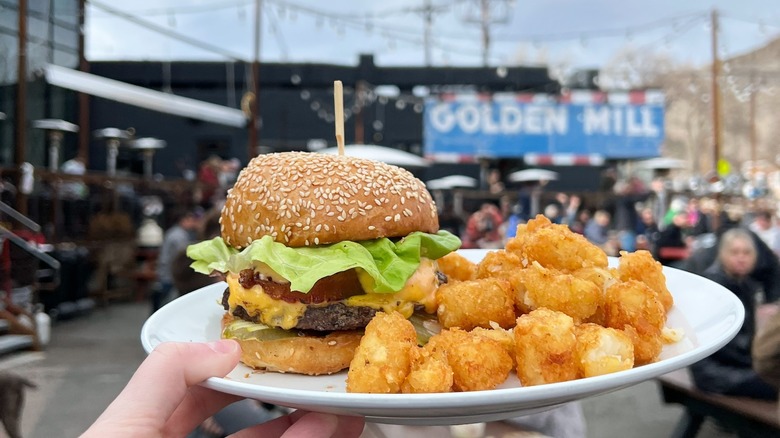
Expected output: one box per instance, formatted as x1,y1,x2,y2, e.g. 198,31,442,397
690,262,760,394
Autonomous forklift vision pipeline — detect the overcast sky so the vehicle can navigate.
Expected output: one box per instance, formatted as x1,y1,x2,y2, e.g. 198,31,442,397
85,0,780,70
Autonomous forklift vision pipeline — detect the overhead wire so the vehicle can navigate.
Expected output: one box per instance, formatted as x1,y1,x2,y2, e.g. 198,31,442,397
90,0,247,61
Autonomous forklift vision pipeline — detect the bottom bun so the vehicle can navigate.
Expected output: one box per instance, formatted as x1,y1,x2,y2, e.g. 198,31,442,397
221,313,363,375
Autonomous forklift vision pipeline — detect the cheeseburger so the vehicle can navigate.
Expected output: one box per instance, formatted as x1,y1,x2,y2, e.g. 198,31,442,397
187,152,460,375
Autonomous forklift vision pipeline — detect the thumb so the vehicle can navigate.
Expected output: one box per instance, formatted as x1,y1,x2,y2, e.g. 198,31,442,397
98,340,240,424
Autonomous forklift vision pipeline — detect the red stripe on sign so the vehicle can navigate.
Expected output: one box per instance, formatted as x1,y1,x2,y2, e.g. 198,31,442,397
558,91,572,103
573,156,592,165
592,91,607,103
477,92,492,101
629,91,646,104
440,93,456,101
516,93,535,103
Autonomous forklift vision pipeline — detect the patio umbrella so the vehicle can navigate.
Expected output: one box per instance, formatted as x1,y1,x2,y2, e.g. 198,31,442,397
426,175,478,190
508,168,559,183
319,145,430,168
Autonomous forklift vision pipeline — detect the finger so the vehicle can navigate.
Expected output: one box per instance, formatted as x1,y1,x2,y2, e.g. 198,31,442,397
281,412,365,438
162,385,243,436
229,411,364,438
98,341,240,427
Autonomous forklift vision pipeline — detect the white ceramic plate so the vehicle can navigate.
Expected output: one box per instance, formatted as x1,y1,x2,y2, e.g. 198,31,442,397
141,249,744,425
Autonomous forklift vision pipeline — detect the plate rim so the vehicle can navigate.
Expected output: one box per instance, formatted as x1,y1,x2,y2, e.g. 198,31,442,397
140,249,744,421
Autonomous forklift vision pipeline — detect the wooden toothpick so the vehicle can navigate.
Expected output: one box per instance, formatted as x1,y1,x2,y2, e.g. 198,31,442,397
334,80,345,155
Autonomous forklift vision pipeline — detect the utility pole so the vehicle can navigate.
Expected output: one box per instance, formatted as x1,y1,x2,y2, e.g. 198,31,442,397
479,0,490,67
422,0,433,66
710,8,721,173
462,0,513,67
749,74,758,183
249,0,262,160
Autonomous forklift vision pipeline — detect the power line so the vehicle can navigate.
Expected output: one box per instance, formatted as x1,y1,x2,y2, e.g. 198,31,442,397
90,0,247,61
89,0,253,17
493,11,707,42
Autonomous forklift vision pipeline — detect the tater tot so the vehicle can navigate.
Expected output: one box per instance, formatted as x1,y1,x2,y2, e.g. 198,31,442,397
476,250,524,279
572,266,618,293
425,328,513,391
604,280,665,365
621,324,663,366
472,325,516,366
505,215,553,254
514,308,579,386
572,266,618,325
436,278,516,330
618,250,674,312
401,347,454,394
437,252,477,282
518,262,601,323
346,312,417,393
575,323,634,378
522,226,609,271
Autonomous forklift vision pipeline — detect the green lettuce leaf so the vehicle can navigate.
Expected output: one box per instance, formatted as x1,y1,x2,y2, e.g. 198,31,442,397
186,230,461,294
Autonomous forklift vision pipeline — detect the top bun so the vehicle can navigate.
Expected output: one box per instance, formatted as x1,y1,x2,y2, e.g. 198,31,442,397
220,152,439,248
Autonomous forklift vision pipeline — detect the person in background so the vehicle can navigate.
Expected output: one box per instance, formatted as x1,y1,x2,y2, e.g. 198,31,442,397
543,203,562,224
648,177,669,230
655,210,690,266
503,203,524,241
753,308,780,409
462,203,504,249
584,210,610,247
560,194,581,228
686,197,710,236
153,208,202,313
569,208,591,235
488,169,505,194
749,210,780,256
682,221,780,301
635,207,660,253
690,228,778,400
198,156,222,208
612,178,649,253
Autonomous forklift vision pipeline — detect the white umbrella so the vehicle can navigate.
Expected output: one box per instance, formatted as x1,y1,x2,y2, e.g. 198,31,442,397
426,175,478,190
319,145,430,168
634,157,686,170
508,168,559,183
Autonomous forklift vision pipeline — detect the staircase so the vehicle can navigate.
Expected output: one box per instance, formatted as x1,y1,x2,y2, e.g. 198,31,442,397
0,201,60,362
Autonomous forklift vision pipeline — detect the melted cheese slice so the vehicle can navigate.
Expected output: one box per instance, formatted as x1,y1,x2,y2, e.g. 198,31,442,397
346,258,439,317
226,258,439,329
226,274,306,330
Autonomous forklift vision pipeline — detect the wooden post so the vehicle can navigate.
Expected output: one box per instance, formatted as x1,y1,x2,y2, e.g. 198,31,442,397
15,0,28,215
710,9,721,173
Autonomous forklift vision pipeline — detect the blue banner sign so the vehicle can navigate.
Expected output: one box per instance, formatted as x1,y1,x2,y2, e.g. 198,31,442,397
423,92,664,161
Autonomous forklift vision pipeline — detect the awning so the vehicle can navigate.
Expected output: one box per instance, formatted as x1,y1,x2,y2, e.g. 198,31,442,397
44,64,247,128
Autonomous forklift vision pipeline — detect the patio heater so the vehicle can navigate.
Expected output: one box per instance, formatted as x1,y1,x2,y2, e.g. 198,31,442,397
93,128,131,177
32,119,79,172
130,138,166,179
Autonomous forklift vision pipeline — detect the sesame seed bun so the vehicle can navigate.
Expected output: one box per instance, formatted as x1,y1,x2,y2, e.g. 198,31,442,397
221,313,362,375
220,152,439,248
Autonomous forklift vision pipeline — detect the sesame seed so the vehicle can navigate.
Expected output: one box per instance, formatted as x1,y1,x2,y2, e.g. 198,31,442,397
368,225,376,230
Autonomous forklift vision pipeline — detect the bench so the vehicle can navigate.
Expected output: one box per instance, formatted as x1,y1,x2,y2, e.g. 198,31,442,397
657,368,780,438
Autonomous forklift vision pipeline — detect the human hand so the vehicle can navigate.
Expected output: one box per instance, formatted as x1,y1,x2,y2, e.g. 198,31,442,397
82,340,364,438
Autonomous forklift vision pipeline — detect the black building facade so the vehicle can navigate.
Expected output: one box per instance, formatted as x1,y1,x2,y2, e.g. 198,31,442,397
88,55,560,179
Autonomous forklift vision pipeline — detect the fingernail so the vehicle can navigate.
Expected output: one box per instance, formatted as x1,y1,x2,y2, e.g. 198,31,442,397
207,340,238,354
